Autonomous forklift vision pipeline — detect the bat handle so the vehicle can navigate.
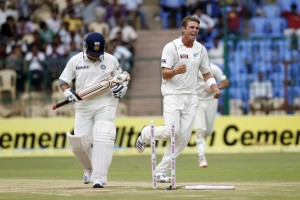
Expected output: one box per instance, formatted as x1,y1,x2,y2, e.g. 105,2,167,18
52,99,70,110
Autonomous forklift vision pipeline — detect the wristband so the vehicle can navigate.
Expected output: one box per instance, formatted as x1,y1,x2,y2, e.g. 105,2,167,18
173,69,176,75
206,78,217,88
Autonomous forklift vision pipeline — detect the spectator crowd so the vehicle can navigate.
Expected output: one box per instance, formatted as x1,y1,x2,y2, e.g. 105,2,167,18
0,0,140,96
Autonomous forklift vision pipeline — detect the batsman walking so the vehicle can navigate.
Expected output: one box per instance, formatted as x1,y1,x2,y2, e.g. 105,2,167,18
58,32,130,188
135,16,220,182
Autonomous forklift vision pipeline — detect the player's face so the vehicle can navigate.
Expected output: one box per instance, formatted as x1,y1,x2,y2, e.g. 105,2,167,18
86,54,100,62
182,21,200,41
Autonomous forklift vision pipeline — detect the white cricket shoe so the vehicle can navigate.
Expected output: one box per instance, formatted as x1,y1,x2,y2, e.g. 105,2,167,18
156,173,171,183
135,126,150,153
83,169,92,184
93,179,104,188
199,157,208,168
135,135,145,153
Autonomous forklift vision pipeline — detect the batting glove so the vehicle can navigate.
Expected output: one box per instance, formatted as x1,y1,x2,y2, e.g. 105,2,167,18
63,88,81,103
111,83,128,99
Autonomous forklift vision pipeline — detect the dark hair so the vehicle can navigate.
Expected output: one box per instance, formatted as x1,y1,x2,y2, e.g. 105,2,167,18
181,16,200,28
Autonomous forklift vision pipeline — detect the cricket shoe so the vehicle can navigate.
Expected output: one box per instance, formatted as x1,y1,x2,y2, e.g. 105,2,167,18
156,173,171,183
83,169,92,184
199,157,208,168
93,179,104,188
135,135,145,153
135,126,150,153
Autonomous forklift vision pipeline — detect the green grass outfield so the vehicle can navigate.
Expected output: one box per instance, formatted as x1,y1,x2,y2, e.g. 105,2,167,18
0,153,300,200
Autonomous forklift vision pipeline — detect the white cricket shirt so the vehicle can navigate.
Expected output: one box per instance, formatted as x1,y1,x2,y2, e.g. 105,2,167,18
59,52,121,104
161,37,210,96
197,63,227,100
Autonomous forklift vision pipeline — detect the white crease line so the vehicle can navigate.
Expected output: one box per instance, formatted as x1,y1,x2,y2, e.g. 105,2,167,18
30,192,71,196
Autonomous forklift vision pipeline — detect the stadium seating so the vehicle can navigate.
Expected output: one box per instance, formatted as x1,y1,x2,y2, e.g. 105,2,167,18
0,69,17,102
266,17,286,38
262,4,280,18
248,16,268,38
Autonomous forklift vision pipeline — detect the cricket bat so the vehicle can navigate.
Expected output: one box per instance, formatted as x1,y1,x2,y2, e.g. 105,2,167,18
52,72,130,110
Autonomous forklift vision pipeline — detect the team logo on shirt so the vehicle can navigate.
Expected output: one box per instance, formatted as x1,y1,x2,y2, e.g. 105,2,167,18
76,65,89,70
194,52,200,57
100,65,106,70
161,59,167,63
180,54,188,59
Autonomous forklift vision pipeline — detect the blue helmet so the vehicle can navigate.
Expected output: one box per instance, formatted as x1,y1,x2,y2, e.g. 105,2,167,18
83,32,105,60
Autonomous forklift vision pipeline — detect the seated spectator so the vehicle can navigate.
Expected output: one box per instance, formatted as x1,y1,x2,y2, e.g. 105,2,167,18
160,0,185,29
249,71,273,114
30,0,52,23
197,0,222,23
105,0,126,29
31,31,46,52
109,17,138,55
1,16,18,41
58,22,83,51
0,0,18,27
38,21,55,44
281,3,300,38
66,40,80,61
24,43,46,92
45,38,66,92
16,16,35,39
208,36,224,67
46,8,61,34
87,13,110,42
45,34,67,57
61,0,78,18
62,9,83,34
107,38,133,73
77,0,104,33
5,45,26,94
120,0,148,29
192,7,216,42
226,1,245,37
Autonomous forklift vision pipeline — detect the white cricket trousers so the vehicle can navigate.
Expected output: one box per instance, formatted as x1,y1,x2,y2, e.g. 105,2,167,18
155,94,198,174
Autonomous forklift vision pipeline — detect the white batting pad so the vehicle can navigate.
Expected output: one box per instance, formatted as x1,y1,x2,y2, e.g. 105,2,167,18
184,185,235,190
67,133,92,170
92,121,116,185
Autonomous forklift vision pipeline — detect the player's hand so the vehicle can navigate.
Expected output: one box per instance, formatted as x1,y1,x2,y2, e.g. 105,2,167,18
175,65,187,74
63,88,81,103
111,83,128,99
213,89,221,99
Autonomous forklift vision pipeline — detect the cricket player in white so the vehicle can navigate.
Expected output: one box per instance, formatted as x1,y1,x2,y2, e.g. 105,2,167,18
135,16,221,182
59,32,129,188
194,63,229,168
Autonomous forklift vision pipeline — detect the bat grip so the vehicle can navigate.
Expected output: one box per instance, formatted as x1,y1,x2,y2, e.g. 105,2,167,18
52,99,70,110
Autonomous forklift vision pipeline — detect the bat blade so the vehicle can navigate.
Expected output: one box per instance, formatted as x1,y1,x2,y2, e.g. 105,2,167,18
78,80,111,99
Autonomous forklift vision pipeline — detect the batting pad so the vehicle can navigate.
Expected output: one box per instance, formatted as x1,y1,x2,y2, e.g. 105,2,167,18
92,121,116,185
184,185,235,190
67,133,92,170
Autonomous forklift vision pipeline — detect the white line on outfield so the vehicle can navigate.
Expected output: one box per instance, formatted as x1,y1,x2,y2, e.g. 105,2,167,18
30,192,71,196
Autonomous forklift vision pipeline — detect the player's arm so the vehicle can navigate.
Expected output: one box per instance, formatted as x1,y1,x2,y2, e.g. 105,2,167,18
59,79,81,103
218,79,229,90
59,80,70,91
202,72,221,99
161,65,186,79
